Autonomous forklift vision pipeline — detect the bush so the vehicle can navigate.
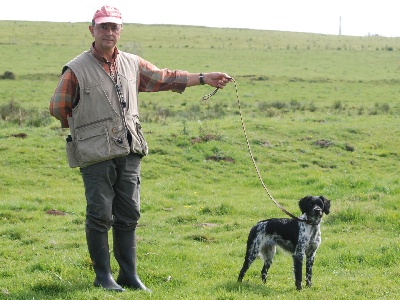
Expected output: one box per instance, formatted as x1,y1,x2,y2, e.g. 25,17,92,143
0,99,51,127
1,71,15,80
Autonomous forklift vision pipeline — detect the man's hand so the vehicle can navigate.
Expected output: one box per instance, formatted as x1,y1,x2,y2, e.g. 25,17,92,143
204,72,232,89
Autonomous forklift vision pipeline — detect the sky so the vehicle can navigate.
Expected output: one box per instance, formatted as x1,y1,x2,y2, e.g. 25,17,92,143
2,0,399,37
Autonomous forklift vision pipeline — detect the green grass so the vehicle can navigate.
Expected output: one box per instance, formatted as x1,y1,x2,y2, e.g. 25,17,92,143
0,21,399,299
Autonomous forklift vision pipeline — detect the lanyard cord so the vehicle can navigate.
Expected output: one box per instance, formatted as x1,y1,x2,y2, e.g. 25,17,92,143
106,61,126,108
202,79,313,224
106,60,130,146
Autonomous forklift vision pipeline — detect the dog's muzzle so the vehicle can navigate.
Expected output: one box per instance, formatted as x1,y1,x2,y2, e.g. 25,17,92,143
308,207,323,223
313,206,323,217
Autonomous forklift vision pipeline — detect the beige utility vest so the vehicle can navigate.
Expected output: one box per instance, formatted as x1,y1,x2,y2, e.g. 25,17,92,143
64,51,148,168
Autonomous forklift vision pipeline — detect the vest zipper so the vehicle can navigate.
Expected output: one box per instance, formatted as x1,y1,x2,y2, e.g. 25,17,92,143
75,117,113,129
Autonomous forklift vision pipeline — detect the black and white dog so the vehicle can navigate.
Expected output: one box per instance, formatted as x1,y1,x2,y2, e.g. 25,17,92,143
237,195,331,290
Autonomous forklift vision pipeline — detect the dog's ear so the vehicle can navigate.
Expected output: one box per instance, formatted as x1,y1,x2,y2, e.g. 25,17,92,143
320,196,331,215
299,196,311,213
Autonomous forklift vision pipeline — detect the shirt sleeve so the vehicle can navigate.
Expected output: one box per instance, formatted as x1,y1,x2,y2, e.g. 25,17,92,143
49,68,79,128
137,57,189,93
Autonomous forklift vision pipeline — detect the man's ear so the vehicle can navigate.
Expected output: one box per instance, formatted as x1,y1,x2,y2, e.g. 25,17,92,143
89,25,95,36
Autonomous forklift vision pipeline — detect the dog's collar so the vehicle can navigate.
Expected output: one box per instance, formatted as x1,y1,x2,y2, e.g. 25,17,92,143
298,214,321,226
302,219,319,226
274,200,321,225
306,220,320,226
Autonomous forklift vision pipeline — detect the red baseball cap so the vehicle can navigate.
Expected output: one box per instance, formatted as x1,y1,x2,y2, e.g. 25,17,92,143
92,6,122,24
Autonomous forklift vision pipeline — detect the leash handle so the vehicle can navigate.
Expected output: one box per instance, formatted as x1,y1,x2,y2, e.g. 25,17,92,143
201,79,314,225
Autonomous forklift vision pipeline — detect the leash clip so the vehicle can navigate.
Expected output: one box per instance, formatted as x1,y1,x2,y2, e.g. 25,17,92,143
202,88,219,101
201,77,235,101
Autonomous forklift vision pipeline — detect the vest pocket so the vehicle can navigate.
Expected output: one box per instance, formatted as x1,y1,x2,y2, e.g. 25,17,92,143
136,122,148,156
66,140,80,168
76,125,111,166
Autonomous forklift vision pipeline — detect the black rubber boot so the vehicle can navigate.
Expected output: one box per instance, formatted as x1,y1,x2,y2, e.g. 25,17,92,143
86,230,125,292
113,229,151,292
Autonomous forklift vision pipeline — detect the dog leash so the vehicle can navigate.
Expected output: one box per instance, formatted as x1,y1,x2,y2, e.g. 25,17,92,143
202,79,313,225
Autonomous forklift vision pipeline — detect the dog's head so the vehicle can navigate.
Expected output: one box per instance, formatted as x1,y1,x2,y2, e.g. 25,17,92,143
299,195,331,224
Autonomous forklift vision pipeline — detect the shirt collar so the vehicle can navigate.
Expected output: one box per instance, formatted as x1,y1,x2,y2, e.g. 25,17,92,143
90,42,119,63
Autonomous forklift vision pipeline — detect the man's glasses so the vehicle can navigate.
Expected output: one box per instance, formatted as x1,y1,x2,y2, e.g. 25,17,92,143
96,24,122,33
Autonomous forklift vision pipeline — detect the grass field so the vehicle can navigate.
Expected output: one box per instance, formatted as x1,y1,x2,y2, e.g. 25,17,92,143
0,21,399,299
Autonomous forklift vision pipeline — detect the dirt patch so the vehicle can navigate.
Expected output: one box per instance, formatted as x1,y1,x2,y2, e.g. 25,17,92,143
206,156,235,163
10,133,27,138
314,139,333,148
194,222,218,228
191,134,219,144
46,209,66,216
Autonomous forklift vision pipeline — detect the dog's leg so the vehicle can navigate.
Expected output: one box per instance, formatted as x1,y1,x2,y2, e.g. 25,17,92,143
305,241,319,287
292,252,304,290
261,263,268,283
260,245,275,283
237,241,260,282
238,226,263,282
238,253,257,282
305,252,316,287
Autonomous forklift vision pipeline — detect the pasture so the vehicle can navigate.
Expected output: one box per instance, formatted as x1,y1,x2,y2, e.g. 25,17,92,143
0,21,399,299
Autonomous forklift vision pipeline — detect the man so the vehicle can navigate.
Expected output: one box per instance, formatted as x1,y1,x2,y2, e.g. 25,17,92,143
49,5,231,293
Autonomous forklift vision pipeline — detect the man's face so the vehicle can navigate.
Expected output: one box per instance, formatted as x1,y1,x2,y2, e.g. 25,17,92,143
89,22,122,52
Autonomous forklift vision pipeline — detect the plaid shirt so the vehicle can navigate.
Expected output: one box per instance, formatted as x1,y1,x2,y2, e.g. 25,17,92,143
50,43,188,128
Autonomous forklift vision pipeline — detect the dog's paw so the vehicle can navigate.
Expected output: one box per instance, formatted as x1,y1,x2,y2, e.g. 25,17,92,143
296,280,302,291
